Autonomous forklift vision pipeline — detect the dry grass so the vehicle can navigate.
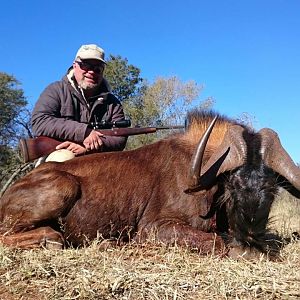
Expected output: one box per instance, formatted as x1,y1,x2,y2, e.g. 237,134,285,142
0,191,299,300
269,189,300,236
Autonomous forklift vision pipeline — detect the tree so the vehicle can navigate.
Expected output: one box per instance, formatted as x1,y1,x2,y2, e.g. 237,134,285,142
0,72,28,146
101,56,214,149
104,55,144,102
122,76,213,149
0,73,31,192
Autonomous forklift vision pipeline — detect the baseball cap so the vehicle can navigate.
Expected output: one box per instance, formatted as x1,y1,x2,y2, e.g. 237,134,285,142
75,44,106,64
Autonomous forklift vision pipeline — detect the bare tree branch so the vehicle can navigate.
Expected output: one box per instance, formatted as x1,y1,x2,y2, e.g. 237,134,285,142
0,162,33,197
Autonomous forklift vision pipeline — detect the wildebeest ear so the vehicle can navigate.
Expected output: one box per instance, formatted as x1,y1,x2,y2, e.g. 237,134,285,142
185,125,247,194
259,128,300,195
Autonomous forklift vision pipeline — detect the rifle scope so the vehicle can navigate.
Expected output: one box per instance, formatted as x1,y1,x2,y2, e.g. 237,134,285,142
90,119,131,129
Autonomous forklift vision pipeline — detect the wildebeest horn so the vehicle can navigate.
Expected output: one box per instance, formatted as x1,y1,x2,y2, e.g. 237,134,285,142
259,128,300,191
187,116,218,189
185,122,247,193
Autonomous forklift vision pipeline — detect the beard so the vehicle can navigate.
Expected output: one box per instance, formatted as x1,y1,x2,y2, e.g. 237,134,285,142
78,77,101,92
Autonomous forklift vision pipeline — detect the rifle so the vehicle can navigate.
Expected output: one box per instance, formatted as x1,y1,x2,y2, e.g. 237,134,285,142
19,124,185,163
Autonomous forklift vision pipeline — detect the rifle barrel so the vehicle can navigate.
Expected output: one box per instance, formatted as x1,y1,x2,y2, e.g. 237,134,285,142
156,125,185,130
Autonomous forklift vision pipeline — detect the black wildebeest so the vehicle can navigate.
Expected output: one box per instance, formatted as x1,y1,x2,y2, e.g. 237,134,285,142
0,110,299,258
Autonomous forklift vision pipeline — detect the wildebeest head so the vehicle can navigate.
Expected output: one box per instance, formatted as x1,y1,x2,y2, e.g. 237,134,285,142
184,111,300,255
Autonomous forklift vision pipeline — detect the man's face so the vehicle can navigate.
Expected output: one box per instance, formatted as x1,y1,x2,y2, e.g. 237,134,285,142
73,59,105,90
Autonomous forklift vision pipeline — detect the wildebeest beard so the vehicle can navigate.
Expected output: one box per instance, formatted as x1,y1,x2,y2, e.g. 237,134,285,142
226,165,282,254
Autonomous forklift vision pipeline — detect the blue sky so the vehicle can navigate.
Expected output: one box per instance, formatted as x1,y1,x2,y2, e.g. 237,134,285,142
1,0,299,163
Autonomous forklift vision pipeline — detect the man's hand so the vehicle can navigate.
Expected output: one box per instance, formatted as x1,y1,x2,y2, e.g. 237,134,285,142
83,130,104,151
56,141,87,156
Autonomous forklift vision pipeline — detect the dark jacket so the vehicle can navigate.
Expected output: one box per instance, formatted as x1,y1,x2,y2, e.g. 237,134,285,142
31,69,127,151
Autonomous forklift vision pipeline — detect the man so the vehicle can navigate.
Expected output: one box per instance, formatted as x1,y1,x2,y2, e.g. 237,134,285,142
31,44,127,162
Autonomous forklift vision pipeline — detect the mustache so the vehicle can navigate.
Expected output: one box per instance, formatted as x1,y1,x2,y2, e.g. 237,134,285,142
78,77,102,90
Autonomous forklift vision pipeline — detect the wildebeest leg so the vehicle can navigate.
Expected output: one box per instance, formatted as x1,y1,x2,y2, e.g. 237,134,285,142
0,226,64,249
137,223,226,255
0,168,80,248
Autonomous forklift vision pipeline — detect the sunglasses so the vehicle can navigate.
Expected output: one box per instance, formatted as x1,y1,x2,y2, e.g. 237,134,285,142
75,61,104,73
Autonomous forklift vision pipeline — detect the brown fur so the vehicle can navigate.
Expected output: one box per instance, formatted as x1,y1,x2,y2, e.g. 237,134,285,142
0,111,246,255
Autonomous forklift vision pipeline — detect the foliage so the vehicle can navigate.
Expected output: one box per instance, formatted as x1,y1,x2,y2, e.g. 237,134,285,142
104,55,144,102
0,73,28,146
123,76,214,149
104,56,214,149
125,76,199,126
0,73,32,191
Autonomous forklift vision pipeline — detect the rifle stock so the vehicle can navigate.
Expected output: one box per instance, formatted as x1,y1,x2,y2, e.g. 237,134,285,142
19,126,184,163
